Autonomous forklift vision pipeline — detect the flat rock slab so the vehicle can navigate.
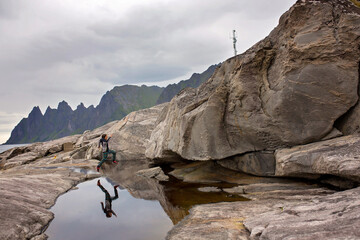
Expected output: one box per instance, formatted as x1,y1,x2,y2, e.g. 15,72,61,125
167,184,334,240
223,182,320,195
136,166,169,181
244,187,360,239
275,135,360,182
0,141,99,240
0,169,97,240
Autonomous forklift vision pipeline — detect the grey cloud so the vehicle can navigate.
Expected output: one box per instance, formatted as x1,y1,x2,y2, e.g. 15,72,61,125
0,0,25,19
0,0,297,141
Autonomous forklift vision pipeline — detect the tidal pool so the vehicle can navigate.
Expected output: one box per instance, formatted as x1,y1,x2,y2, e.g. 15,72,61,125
45,161,250,239
45,177,173,240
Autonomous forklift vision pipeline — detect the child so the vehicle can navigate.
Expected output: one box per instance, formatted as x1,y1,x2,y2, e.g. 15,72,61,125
97,180,119,218
97,133,118,172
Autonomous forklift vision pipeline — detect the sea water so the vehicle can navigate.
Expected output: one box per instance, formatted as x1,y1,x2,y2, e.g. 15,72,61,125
0,144,29,153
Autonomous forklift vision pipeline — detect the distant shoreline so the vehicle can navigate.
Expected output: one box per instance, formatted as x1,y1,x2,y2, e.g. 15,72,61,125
0,144,29,154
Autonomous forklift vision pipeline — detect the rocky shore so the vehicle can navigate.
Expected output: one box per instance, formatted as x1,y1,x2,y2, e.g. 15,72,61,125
2,0,360,239
0,138,99,240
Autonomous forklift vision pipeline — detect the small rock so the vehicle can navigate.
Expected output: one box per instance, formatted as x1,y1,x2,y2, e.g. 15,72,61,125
136,167,169,181
198,187,221,193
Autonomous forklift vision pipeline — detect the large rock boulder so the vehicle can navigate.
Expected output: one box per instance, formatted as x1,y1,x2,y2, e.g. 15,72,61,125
275,135,360,183
146,0,360,162
217,151,276,176
79,103,168,161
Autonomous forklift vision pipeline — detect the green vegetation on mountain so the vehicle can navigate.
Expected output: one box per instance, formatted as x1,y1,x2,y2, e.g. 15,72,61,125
156,65,218,104
6,65,217,144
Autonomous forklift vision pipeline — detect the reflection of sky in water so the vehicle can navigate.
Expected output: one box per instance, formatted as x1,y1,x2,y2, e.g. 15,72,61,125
46,177,172,240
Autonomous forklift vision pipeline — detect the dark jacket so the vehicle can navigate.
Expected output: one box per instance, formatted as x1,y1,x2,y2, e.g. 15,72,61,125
99,137,111,153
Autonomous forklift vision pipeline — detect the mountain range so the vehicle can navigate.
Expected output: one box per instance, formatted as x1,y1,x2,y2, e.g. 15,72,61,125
6,65,218,144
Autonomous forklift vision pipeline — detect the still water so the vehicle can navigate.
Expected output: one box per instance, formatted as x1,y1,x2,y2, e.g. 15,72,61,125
46,177,173,240
45,161,251,239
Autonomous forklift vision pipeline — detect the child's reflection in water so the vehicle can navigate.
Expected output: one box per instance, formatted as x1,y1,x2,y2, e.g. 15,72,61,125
97,180,119,218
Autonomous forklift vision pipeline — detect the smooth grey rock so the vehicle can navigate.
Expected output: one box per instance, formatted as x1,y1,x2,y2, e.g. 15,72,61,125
275,135,360,183
0,157,98,240
168,161,315,187
83,103,168,161
31,234,48,240
337,101,360,135
167,185,333,240
217,151,275,176
46,144,63,155
146,0,360,162
136,166,169,181
3,151,40,169
320,176,358,190
244,187,360,240
223,182,318,195
1,135,81,170
320,128,343,141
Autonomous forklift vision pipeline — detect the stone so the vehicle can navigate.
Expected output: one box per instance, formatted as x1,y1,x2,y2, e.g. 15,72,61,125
275,135,360,183
223,182,319,195
0,151,99,240
63,142,74,152
3,151,40,169
0,157,5,169
82,103,169,161
217,151,275,176
198,187,221,193
244,187,360,240
46,144,63,155
166,185,334,240
320,127,343,141
1,135,81,170
146,0,360,162
168,161,312,186
70,147,86,159
320,176,358,190
136,166,169,181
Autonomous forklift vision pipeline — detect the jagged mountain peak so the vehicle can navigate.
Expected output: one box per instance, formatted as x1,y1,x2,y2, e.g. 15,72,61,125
28,106,42,118
57,100,72,111
6,65,217,144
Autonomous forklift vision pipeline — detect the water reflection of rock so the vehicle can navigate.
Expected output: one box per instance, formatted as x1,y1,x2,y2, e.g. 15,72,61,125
102,160,323,225
102,160,187,224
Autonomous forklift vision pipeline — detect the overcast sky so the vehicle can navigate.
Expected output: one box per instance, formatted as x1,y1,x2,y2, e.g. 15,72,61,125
0,0,296,144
